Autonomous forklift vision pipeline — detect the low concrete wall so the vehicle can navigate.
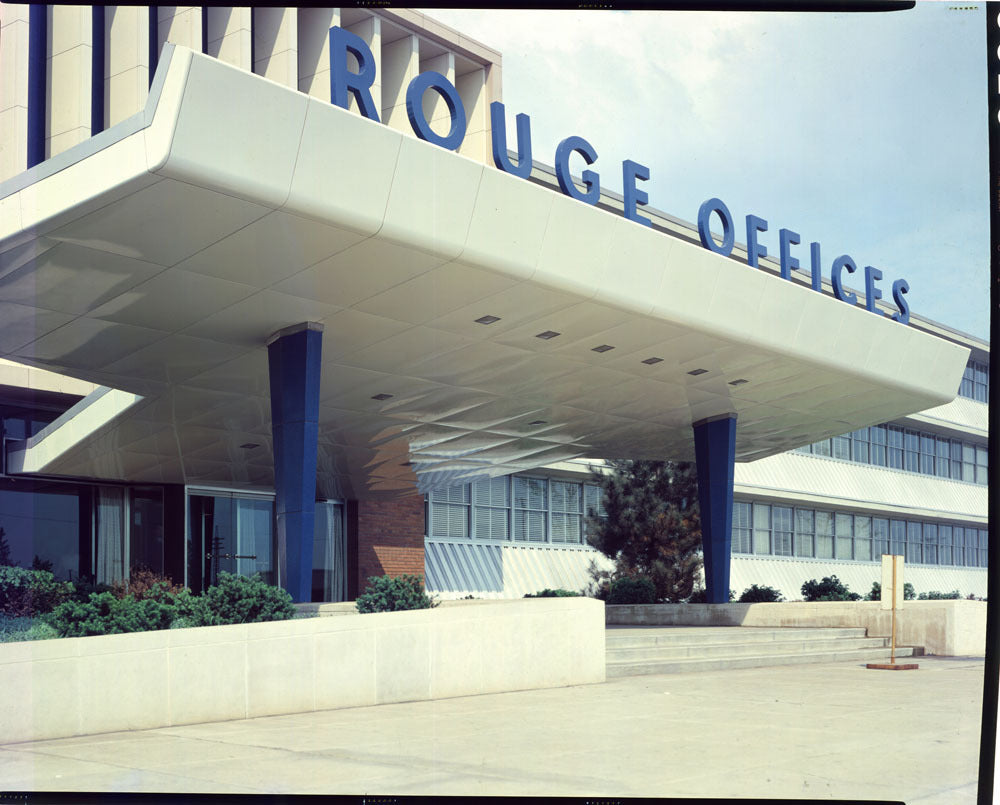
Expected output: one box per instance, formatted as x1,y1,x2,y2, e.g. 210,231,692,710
0,597,605,744
606,600,986,657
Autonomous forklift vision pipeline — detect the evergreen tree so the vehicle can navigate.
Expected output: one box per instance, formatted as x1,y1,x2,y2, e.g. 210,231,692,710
586,459,703,602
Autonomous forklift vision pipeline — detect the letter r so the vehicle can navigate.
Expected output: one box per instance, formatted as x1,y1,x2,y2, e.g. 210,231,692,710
329,27,380,122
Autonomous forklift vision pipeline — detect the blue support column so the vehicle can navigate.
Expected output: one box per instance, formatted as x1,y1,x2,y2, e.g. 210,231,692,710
692,414,737,604
267,322,324,603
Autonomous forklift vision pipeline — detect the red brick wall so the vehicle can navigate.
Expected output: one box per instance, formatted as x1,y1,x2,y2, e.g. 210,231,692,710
346,496,425,599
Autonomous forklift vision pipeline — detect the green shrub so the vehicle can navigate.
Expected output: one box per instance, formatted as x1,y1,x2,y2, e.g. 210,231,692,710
68,574,113,603
607,576,656,605
356,574,436,614
44,591,179,637
918,590,961,600
187,572,295,626
0,615,59,643
0,566,74,617
801,575,861,602
738,584,784,603
524,588,580,598
864,581,916,601
0,614,59,643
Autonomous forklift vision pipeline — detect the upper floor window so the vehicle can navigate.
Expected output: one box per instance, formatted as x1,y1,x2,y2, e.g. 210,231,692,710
800,423,986,485
427,475,606,547
958,358,988,403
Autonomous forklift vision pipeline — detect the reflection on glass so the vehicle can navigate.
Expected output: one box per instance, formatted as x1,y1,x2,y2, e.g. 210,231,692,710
0,482,81,580
188,494,276,591
130,488,164,574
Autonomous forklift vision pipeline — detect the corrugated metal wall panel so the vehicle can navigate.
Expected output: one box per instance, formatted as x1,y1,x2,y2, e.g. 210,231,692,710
731,555,987,601
501,544,614,598
734,453,987,521
425,540,503,593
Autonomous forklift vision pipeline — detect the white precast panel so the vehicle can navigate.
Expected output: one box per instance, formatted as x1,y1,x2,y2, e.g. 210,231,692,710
734,452,987,522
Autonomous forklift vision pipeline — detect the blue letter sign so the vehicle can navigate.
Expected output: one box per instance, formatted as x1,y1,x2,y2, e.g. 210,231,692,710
329,27,379,121
746,215,768,269
555,136,600,205
832,255,858,306
325,26,913,325
622,159,652,227
405,71,467,151
490,102,533,178
697,198,735,256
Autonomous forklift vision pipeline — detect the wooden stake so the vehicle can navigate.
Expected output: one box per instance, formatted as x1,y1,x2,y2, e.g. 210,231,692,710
890,554,896,665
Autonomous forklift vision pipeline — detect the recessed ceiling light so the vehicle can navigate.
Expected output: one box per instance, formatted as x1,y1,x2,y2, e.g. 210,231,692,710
642,357,664,365
729,378,749,386
528,420,548,426
475,315,501,325
371,393,394,400
536,330,561,340
591,344,615,353
687,368,708,376
239,443,260,450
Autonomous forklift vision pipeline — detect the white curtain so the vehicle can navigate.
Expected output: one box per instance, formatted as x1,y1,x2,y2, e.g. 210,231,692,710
313,502,346,602
95,487,125,584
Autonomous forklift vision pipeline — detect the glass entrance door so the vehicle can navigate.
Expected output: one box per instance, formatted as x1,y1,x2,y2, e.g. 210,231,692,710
187,493,275,593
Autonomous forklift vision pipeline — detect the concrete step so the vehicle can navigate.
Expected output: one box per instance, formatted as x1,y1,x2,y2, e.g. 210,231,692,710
607,635,893,661
606,645,922,677
605,626,869,648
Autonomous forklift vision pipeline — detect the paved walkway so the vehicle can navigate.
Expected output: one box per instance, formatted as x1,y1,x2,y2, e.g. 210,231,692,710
0,657,985,801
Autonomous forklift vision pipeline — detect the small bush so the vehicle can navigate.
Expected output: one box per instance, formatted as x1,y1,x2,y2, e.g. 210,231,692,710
356,574,436,613
864,581,916,602
45,592,179,637
0,614,59,643
738,584,784,603
68,574,113,603
110,567,185,602
0,566,74,617
801,575,861,602
918,590,961,600
189,572,295,626
607,576,656,605
524,588,580,598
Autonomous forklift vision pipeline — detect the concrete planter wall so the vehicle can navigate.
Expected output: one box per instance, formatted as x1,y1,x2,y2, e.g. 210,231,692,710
606,600,986,657
0,597,605,744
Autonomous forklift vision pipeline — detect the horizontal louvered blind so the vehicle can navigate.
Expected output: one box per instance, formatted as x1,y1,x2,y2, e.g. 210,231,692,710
474,505,509,541
514,509,546,542
430,483,470,538
514,477,546,510
584,484,606,518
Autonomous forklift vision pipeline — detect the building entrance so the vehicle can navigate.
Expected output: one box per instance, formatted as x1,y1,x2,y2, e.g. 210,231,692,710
187,493,276,593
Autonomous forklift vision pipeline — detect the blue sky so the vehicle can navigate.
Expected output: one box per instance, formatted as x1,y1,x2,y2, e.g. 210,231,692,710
421,5,990,341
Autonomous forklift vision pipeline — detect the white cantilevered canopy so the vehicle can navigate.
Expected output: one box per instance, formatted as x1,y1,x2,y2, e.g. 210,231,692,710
0,46,969,500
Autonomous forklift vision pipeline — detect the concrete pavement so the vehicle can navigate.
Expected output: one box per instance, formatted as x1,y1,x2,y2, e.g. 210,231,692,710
0,656,985,800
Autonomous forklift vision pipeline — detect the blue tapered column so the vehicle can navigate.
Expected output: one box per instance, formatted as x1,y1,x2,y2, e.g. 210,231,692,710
693,414,737,604
267,322,323,603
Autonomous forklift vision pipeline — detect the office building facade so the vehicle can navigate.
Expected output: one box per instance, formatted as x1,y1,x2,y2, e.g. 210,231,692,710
0,5,983,603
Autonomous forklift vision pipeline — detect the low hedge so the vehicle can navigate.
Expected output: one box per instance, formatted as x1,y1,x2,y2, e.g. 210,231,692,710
0,566,74,617
356,574,436,613
40,572,295,638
